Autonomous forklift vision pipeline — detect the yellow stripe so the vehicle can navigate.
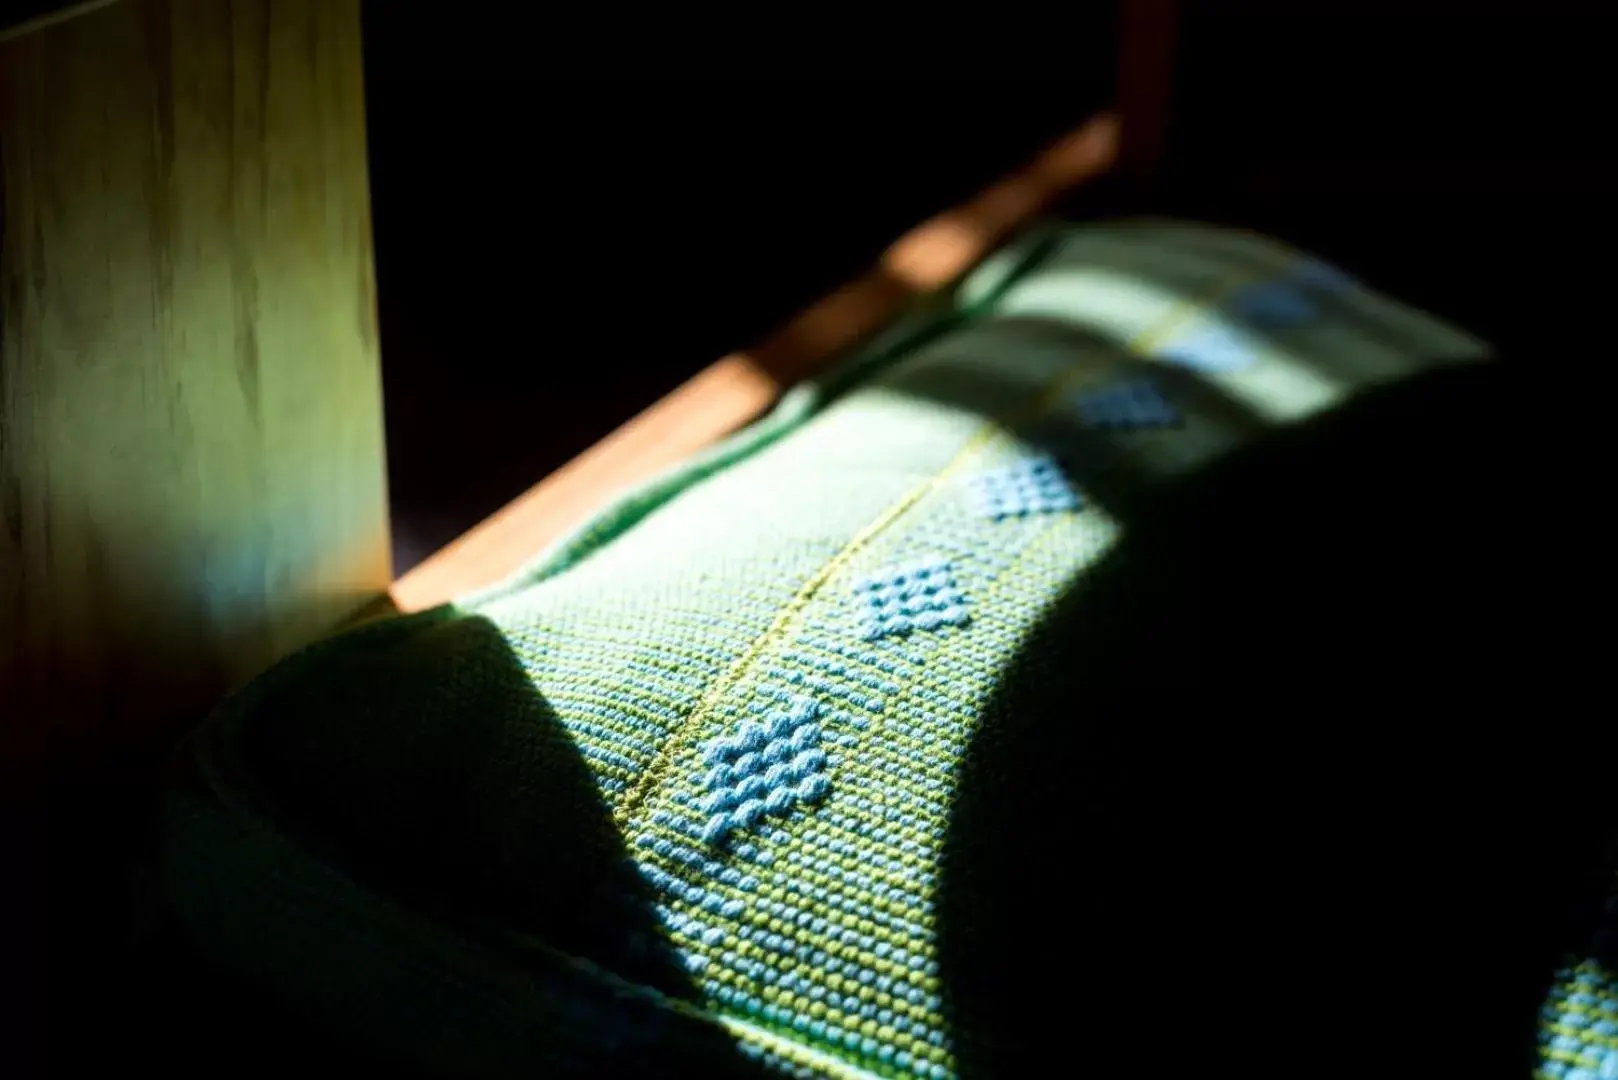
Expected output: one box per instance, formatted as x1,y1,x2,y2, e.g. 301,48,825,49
720,1015,893,1080
611,427,998,826
613,259,1270,829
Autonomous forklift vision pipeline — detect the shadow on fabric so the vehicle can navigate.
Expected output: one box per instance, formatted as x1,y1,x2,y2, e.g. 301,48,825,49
140,243,1615,1078
150,612,765,1079
932,362,1615,1078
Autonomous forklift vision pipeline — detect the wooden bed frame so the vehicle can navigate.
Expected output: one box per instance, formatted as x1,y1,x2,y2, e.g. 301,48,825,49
389,5,1179,614
386,114,1127,613
1,0,1177,761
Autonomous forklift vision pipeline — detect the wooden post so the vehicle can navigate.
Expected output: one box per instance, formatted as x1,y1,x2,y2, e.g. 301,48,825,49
0,0,389,765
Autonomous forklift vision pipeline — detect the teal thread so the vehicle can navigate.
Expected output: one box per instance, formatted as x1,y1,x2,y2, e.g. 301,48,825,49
969,455,1082,520
853,557,970,641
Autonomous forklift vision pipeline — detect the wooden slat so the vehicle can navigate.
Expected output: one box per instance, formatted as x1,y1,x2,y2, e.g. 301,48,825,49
389,113,1121,614
0,0,389,758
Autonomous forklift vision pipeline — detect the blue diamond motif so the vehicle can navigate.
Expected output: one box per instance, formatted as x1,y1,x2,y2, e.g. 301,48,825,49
1072,377,1179,431
1228,279,1318,329
969,455,1082,520
1536,959,1618,1080
696,696,830,846
853,556,969,641
1157,323,1255,373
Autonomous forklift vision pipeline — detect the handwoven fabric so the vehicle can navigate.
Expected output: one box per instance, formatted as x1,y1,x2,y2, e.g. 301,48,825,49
162,220,1590,1077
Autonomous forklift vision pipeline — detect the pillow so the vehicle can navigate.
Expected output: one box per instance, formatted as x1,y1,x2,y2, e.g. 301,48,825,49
162,220,1593,1078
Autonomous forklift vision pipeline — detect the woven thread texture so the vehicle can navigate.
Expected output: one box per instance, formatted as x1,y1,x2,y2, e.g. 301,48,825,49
169,220,1496,1078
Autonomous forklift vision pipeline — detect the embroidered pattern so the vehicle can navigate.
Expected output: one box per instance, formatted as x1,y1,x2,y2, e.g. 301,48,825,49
1228,279,1318,329
968,456,1083,520
1537,959,1618,1080
696,697,831,846
1071,376,1180,431
852,557,970,641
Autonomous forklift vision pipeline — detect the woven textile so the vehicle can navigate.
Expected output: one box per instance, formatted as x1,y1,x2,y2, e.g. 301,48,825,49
1539,958,1618,1080
162,220,1565,1077
1537,857,1618,1080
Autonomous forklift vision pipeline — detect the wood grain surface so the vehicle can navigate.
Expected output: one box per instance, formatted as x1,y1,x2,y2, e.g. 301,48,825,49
0,0,388,760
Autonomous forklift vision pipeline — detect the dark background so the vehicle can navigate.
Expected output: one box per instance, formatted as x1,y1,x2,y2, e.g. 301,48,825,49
1159,11,1618,358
